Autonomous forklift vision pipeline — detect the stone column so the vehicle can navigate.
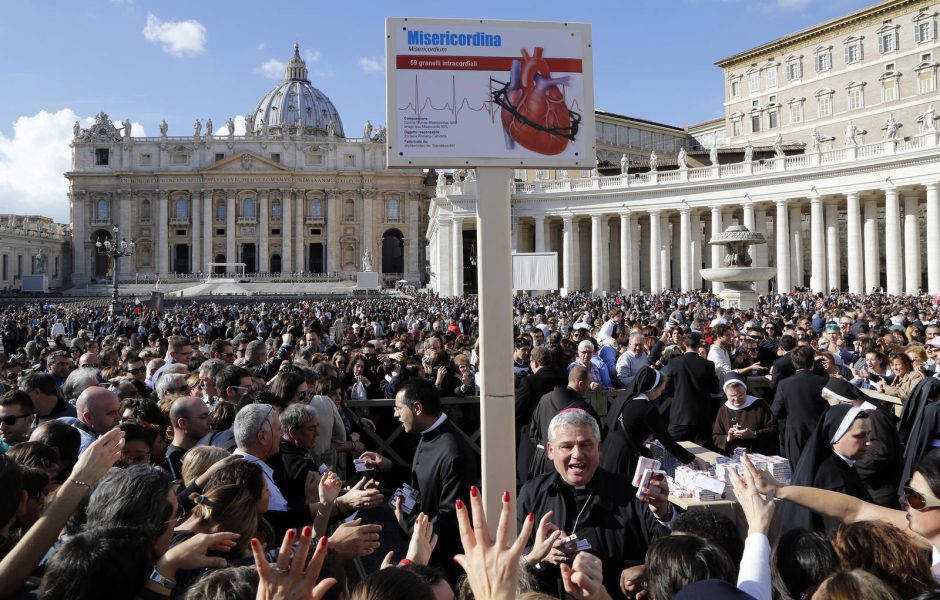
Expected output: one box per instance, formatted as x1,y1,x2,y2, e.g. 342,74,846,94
157,191,169,274
809,195,826,292
904,193,921,295
362,189,374,265
191,191,202,274
281,190,292,273
562,215,574,294
692,211,703,290
118,189,132,276
452,217,463,296
864,199,880,292
203,190,213,271
649,210,662,293
436,218,452,296
618,211,632,293
927,182,940,295
679,207,691,292
789,204,803,289
710,206,722,292
534,215,546,252
661,217,672,291
295,193,305,272
71,191,87,281
601,217,611,292
825,202,840,291
775,200,791,292
325,191,337,272
591,214,602,294
511,215,520,254
884,187,902,295
845,192,863,294
225,191,236,271
742,201,755,267
408,194,420,277
572,219,582,290
259,191,269,273
753,205,768,295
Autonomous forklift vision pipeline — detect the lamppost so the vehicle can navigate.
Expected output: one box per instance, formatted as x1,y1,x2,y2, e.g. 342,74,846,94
96,225,135,314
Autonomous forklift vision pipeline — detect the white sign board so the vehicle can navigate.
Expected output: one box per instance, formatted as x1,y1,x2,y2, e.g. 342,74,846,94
386,18,595,169
512,252,558,291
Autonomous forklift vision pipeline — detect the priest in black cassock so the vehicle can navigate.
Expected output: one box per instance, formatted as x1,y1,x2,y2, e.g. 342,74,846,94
360,377,479,581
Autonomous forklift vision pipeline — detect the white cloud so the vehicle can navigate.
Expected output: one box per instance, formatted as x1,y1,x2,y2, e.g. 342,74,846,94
358,57,382,74
142,13,207,57
303,49,321,63
255,58,285,80
0,109,85,223
257,42,265,51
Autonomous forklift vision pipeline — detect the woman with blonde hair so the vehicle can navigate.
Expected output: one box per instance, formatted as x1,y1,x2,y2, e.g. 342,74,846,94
812,569,899,600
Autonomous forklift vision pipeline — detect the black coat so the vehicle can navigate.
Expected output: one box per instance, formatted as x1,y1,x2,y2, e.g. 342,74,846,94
900,383,940,496
783,454,873,533
515,367,567,483
771,371,829,468
601,396,695,475
664,352,720,434
401,417,479,579
855,406,901,507
517,468,668,600
269,439,317,511
770,353,828,391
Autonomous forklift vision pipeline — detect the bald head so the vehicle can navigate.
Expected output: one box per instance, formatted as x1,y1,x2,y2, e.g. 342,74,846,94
79,352,99,369
169,396,211,444
76,386,121,436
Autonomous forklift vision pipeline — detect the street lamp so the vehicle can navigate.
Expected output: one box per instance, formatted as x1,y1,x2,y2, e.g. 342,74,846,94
96,225,135,314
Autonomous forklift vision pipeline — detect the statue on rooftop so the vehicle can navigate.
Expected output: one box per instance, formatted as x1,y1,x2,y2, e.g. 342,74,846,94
743,139,753,163
772,134,785,158
649,150,658,172
159,119,168,137
709,144,718,166
194,119,202,138
677,147,688,169
205,118,213,136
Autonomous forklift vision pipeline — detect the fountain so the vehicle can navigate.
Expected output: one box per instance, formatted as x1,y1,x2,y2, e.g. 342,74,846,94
700,225,776,310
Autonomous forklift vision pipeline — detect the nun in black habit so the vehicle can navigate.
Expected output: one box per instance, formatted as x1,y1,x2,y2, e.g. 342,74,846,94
600,366,697,476
778,403,873,534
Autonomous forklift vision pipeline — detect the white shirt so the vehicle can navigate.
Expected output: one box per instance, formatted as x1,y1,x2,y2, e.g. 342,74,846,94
234,449,289,512
707,344,732,378
420,413,448,435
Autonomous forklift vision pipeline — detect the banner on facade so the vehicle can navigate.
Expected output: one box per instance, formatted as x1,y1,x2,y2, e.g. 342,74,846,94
386,18,595,169
512,252,558,291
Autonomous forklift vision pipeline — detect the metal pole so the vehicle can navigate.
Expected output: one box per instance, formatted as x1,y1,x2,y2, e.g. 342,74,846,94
475,167,516,538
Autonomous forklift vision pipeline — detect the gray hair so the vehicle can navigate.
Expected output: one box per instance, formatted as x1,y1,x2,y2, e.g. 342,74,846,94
62,368,99,400
547,409,601,444
245,340,267,361
279,403,317,434
85,464,172,537
233,403,276,450
155,373,188,401
198,358,227,380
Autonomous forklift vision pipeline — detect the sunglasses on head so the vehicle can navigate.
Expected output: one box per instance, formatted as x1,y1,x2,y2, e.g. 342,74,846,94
903,485,940,511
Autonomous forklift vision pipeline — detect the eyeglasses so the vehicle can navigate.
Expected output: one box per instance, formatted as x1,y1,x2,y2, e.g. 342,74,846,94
81,363,99,368
127,366,146,374
0,413,33,426
903,485,940,511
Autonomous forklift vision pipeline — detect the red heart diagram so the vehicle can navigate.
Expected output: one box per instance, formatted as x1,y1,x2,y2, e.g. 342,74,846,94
496,47,578,155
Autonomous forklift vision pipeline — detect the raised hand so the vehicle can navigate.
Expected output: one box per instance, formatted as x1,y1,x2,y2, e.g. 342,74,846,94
252,526,336,600
453,488,535,600
524,510,562,566
71,428,125,484
405,512,438,565
561,552,611,600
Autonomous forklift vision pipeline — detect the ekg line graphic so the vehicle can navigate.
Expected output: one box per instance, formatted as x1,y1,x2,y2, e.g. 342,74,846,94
397,74,583,124
398,74,498,123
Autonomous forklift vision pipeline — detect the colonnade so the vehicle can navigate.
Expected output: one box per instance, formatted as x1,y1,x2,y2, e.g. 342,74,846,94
438,181,940,296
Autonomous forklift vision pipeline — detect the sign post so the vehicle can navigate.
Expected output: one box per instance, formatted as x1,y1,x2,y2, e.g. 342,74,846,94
386,17,594,534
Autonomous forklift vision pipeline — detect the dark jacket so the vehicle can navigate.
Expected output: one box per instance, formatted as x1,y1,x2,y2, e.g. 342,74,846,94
515,366,567,483
269,439,317,510
517,468,668,600
771,371,829,468
665,352,720,433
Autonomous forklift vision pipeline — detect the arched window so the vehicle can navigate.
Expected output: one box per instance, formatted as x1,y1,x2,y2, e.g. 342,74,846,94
242,198,256,218
271,199,282,221
140,199,152,221
175,197,189,219
216,200,226,222
309,197,323,220
386,198,400,222
96,199,109,222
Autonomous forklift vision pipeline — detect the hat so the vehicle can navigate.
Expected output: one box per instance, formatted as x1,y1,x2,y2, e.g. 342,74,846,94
889,324,906,332
926,337,940,349
825,322,839,331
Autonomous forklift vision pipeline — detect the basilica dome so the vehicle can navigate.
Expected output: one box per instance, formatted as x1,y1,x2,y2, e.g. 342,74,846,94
248,44,344,137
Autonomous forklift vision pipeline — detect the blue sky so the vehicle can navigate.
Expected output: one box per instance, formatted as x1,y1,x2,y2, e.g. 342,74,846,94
0,0,872,222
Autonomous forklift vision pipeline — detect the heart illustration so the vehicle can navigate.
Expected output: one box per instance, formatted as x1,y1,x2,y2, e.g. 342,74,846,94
497,47,576,155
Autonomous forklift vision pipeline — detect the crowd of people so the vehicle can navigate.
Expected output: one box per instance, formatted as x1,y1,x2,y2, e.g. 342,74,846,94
0,287,939,599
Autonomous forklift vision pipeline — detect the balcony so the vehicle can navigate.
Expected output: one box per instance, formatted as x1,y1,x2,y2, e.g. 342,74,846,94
90,218,111,226
237,216,257,225
305,216,325,224
169,217,190,225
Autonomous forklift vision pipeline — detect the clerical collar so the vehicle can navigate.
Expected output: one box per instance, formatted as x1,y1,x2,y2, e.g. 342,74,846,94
420,413,448,436
833,449,856,467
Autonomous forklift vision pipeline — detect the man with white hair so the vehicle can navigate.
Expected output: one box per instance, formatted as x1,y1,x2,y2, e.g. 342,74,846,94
616,333,650,388
568,339,609,390
518,408,673,600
